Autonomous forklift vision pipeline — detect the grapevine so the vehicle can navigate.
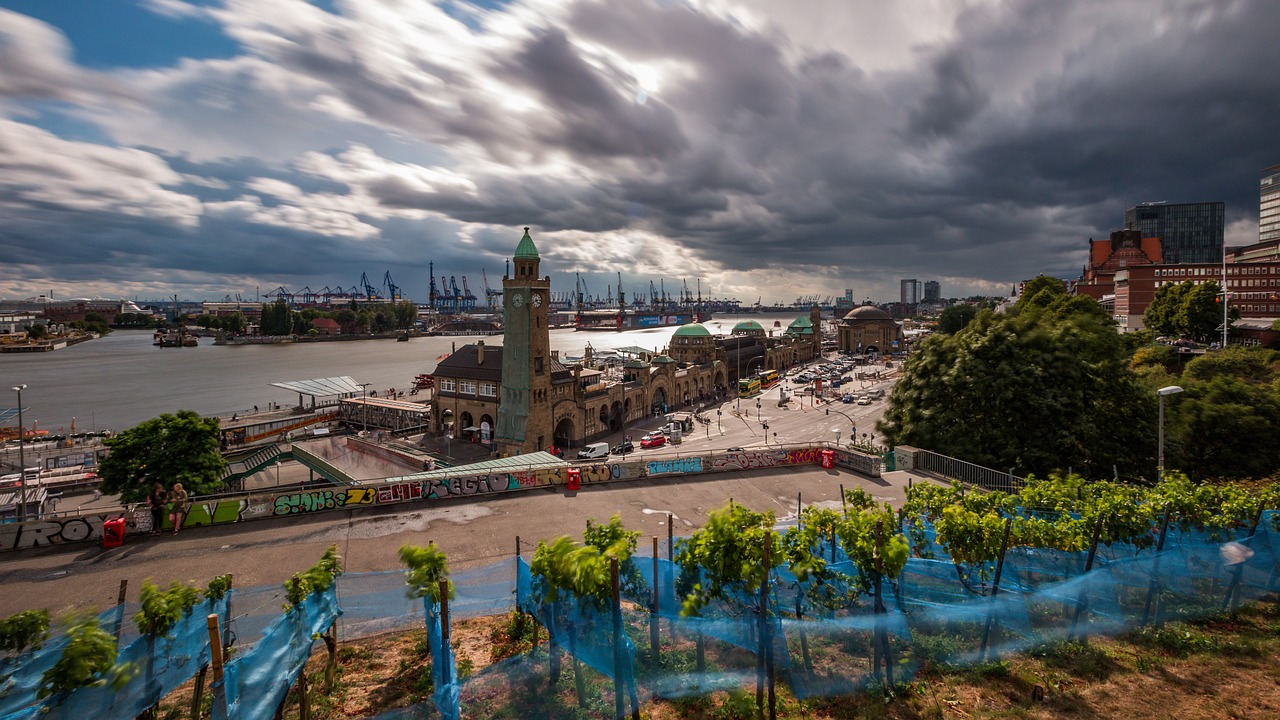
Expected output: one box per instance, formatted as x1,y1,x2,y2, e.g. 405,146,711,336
400,542,454,603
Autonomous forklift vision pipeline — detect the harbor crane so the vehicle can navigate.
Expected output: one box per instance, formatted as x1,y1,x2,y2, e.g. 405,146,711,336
383,271,400,301
461,276,477,309
481,268,503,311
264,286,293,303
359,272,383,301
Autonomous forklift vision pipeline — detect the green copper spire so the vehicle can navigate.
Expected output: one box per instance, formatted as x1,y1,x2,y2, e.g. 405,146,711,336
514,226,539,260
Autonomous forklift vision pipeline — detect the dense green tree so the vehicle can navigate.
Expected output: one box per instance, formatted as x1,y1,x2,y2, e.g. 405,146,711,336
937,304,978,334
1016,275,1067,310
333,308,357,329
1179,281,1223,342
1167,376,1280,479
1182,346,1279,385
25,323,47,340
98,410,227,502
392,301,418,329
879,304,1156,479
1142,282,1190,337
222,311,247,334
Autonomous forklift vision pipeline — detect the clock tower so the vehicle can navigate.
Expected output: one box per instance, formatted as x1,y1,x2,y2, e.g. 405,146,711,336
496,227,553,455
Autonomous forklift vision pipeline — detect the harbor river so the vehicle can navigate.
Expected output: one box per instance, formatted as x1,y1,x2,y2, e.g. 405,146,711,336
1,313,813,433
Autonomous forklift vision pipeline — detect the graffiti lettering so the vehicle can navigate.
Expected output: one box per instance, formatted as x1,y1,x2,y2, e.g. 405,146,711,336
787,448,824,465
711,450,784,470
377,482,424,504
272,488,376,516
426,474,516,499
646,458,703,476
0,513,131,551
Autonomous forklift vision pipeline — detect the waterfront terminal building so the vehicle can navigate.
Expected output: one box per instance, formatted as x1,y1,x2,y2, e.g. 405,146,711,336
429,229,822,454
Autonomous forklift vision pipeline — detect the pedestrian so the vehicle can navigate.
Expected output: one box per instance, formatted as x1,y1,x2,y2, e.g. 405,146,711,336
169,482,190,535
146,482,167,536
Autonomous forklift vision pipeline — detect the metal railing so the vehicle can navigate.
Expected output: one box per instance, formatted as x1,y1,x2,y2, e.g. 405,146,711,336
913,449,1026,493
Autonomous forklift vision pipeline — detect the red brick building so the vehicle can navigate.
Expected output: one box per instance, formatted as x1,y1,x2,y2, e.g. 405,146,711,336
1072,229,1162,301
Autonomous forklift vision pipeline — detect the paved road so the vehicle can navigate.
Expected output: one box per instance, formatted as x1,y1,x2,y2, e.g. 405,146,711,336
0,465,937,618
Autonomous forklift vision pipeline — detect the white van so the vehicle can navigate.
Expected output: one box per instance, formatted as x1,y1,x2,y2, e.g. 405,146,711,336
577,442,610,460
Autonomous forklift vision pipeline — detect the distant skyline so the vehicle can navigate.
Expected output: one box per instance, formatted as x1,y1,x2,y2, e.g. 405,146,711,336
1,0,1278,305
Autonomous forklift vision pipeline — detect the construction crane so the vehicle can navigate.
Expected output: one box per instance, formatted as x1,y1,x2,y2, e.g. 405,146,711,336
297,286,316,305
461,276,477,310
359,272,381,301
382,271,400,301
617,271,625,310
481,268,502,311
264,286,293,303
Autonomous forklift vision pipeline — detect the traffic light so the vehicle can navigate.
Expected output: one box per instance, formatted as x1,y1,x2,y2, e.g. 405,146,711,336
825,408,829,415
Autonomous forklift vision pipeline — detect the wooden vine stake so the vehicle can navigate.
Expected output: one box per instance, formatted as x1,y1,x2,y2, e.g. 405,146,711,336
978,517,1013,662
112,579,128,647
874,519,893,687
755,532,769,718
206,614,228,720
650,536,660,656
1141,504,1172,627
1069,514,1106,643
611,558,624,720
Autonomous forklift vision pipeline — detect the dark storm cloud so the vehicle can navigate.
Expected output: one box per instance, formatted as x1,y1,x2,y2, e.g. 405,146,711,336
907,50,987,140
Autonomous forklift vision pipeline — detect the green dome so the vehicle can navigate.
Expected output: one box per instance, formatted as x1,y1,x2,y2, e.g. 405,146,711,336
624,359,649,369
673,323,711,337
514,227,539,260
651,355,677,364
733,320,764,332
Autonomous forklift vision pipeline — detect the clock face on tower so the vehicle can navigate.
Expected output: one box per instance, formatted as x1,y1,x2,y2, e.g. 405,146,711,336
532,292,542,308
511,292,524,308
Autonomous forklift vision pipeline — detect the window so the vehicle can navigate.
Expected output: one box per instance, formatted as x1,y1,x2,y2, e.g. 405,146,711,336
460,381,476,395
479,382,497,397
535,357,544,375
440,378,456,392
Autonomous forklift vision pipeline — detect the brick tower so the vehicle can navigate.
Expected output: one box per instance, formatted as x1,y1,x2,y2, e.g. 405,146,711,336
495,227,553,455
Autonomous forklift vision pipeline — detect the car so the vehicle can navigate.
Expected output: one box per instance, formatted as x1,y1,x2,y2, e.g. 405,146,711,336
842,394,855,403
857,395,873,405
726,446,745,453
831,379,843,388
611,440,634,455
640,434,666,449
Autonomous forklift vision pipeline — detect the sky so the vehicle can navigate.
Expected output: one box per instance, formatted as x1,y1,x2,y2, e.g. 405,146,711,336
1,0,1277,307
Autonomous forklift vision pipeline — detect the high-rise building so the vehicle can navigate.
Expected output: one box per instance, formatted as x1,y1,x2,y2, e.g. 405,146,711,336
899,279,920,305
1262,164,1280,243
1124,201,1224,264
923,280,941,302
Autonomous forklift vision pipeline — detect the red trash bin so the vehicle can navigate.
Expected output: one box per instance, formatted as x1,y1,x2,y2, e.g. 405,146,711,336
566,467,581,491
102,517,126,548
820,449,835,469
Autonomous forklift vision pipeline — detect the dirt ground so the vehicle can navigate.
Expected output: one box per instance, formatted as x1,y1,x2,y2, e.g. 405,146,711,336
152,598,1280,719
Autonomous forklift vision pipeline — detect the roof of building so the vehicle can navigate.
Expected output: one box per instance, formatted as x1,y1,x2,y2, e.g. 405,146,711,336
435,343,572,382
514,227,539,260
786,316,814,334
842,305,893,321
673,323,712,337
733,320,764,332
651,354,677,364
392,451,568,483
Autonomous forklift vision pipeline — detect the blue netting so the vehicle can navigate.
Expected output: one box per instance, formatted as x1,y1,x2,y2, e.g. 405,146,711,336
214,586,341,720
3,510,1278,719
1,596,229,720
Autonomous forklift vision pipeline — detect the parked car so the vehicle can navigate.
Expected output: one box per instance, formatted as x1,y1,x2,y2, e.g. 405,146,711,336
640,434,666,449
611,440,634,455
577,442,610,459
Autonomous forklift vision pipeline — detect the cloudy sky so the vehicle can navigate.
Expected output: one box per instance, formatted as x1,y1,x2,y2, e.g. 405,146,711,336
1,0,1277,306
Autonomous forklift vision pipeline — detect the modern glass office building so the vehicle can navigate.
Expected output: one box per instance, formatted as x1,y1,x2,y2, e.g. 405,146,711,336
1124,201,1225,264
1262,165,1280,243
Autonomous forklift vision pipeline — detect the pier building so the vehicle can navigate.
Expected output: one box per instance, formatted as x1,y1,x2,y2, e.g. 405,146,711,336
429,228,825,454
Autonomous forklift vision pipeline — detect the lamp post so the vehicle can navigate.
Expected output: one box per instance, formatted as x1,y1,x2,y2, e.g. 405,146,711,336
756,399,761,422
274,460,281,486
10,384,27,522
358,382,371,433
716,409,721,431
1157,385,1184,479
833,428,841,448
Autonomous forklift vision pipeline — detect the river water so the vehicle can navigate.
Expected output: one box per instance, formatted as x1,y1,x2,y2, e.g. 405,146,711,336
1,313,808,433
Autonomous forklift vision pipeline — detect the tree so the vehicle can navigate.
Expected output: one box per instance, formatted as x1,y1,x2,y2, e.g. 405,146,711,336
1178,281,1223,342
98,410,227,502
393,301,418,329
878,304,1156,479
1168,376,1280,479
1142,281,1190,337
1016,275,1067,310
937,304,977,334
25,323,47,340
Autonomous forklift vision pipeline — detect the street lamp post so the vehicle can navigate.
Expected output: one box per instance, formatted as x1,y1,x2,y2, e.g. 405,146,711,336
358,382,371,433
716,409,721,431
10,384,27,522
1157,385,1184,479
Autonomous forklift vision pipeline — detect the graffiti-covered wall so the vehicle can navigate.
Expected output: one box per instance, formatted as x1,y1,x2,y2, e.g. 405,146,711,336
1,444,880,552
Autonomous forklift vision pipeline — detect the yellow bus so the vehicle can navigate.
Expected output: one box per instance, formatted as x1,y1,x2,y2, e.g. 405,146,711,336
758,369,780,390
738,377,762,397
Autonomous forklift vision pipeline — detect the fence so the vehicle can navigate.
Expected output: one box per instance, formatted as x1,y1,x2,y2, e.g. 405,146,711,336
3,510,1277,720
909,447,1026,493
